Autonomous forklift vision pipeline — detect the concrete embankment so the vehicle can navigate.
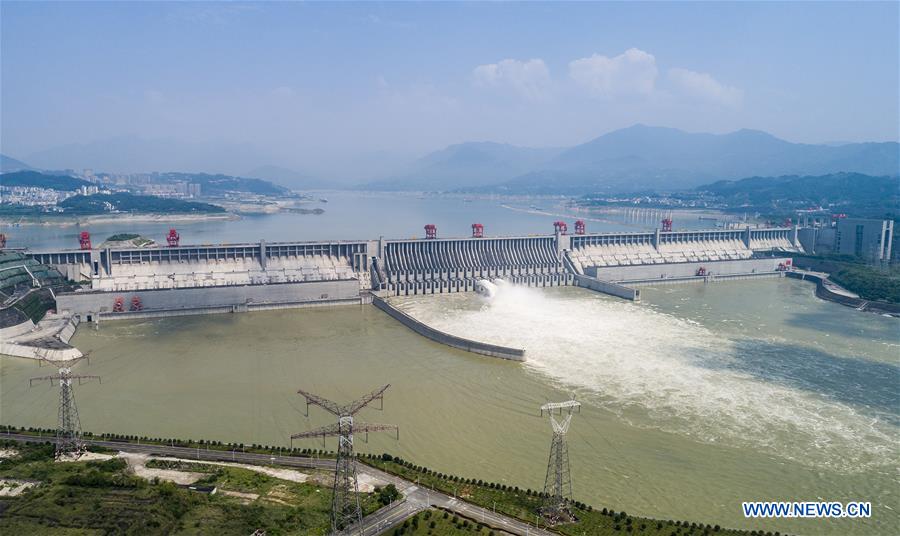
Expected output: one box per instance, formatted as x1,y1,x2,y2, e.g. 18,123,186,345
55,280,361,322
587,257,791,283
371,295,525,361
0,314,82,361
787,271,900,315
623,271,784,286
573,274,640,301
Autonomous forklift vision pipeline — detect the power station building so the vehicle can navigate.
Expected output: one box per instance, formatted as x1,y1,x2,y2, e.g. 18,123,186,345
834,218,894,262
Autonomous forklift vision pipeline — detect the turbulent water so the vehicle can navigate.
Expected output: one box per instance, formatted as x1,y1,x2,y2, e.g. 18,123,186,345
398,281,899,474
1,278,898,535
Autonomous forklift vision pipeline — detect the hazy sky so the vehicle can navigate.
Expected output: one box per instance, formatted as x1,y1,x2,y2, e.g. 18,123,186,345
2,1,898,175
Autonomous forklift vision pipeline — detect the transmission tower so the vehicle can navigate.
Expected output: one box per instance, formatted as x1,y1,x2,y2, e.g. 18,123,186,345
539,399,581,523
290,385,398,535
29,356,101,460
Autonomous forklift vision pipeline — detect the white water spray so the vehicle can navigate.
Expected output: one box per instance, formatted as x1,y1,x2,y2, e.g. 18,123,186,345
397,284,898,472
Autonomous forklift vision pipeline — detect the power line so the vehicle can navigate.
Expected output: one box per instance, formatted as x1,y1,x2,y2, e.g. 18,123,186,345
290,385,399,535
29,355,101,460
539,398,581,524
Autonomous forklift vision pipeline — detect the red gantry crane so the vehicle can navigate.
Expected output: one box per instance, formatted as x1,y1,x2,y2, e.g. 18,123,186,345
424,224,437,239
553,221,568,235
79,231,92,250
166,228,180,247
471,223,484,238
574,220,586,235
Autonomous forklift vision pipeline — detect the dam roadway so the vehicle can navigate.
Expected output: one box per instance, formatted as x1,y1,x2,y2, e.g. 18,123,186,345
2,433,554,536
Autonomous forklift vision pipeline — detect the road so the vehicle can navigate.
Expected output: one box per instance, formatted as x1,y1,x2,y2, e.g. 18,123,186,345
3,433,555,536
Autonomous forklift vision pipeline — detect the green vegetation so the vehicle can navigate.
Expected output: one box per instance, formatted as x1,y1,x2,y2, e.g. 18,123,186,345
0,252,71,327
106,233,140,242
2,429,768,536
59,193,225,215
793,254,900,303
697,173,899,220
153,172,289,197
829,266,900,303
390,509,489,536
0,170,92,191
0,440,377,535
364,454,759,536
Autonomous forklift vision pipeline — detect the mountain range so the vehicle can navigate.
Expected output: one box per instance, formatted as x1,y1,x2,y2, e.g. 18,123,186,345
374,125,899,194
697,172,898,218
366,142,563,190
0,154,33,173
5,125,898,194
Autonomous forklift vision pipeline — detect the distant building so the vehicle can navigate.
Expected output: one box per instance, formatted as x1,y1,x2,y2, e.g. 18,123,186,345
834,218,894,262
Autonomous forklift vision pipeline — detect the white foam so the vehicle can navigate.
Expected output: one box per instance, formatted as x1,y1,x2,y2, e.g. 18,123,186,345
397,285,898,472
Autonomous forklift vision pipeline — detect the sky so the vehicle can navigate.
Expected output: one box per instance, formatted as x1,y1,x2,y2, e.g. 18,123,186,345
1,1,898,178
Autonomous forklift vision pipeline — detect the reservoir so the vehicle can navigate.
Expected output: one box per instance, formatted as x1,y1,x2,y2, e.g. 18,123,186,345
1,277,896,535
2,191,729,250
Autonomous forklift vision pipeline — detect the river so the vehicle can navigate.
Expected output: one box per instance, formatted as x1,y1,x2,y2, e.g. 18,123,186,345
1,278,896,535
2,191,732,250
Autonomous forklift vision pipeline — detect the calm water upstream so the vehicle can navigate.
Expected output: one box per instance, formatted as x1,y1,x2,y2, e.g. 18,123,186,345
1,278,897,535
2,191,729,250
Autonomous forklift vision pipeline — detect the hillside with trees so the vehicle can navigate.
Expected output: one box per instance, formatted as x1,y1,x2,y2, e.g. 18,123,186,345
1,170,92,191
59,193,225,214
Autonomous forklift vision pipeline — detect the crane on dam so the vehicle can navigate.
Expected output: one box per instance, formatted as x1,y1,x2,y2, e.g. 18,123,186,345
290,385,399,535
29,355,101,460
540,398,581,524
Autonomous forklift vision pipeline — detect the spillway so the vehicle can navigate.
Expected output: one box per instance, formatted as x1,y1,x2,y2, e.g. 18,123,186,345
22,227,800,319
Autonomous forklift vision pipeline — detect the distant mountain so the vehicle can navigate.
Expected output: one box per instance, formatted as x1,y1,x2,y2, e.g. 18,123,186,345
696,172,899,218
24,136,274,176
475,125,900,194
0,170,91,191
0,154,34,173
367,142,563,191
245,165,331,190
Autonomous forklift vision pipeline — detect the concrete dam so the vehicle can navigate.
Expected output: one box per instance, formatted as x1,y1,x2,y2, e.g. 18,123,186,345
24,226,800,323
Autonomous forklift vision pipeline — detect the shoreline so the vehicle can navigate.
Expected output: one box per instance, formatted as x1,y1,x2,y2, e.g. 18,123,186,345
0,212,240,227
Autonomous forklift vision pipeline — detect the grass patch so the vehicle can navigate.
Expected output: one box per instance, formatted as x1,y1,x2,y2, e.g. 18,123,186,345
0,440,376,535
362,454,762,536
389,509,500,535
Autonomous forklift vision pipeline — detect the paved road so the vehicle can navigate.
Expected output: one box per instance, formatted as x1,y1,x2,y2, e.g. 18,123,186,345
3,433,554,536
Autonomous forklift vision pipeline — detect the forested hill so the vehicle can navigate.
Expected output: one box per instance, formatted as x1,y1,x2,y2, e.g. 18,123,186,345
1,170,92,191
59,193,225,214
152,172,288,196
696,172,899,218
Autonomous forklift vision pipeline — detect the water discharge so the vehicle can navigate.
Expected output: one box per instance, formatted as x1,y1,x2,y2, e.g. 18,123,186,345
396,282,899,474
2,278,897,534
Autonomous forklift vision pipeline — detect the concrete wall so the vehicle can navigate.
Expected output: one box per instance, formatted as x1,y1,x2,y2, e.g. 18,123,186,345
0,319,35,339
573,274,640,301
56,279,360,319
587,257,790,282
787,271,900,315
372,295,525,361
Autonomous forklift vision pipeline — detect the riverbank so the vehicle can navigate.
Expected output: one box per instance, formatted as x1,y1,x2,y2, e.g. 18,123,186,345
787,269,900,316
0,212,238,227
2,282,895,535
0,431,761,536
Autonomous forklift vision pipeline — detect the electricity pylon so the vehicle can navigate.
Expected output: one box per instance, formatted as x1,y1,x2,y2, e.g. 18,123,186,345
540,399,581,523
290,385,398,535
29,356,101,460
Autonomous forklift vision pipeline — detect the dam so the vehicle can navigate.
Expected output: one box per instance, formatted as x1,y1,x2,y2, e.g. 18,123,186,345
22,225,800,321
